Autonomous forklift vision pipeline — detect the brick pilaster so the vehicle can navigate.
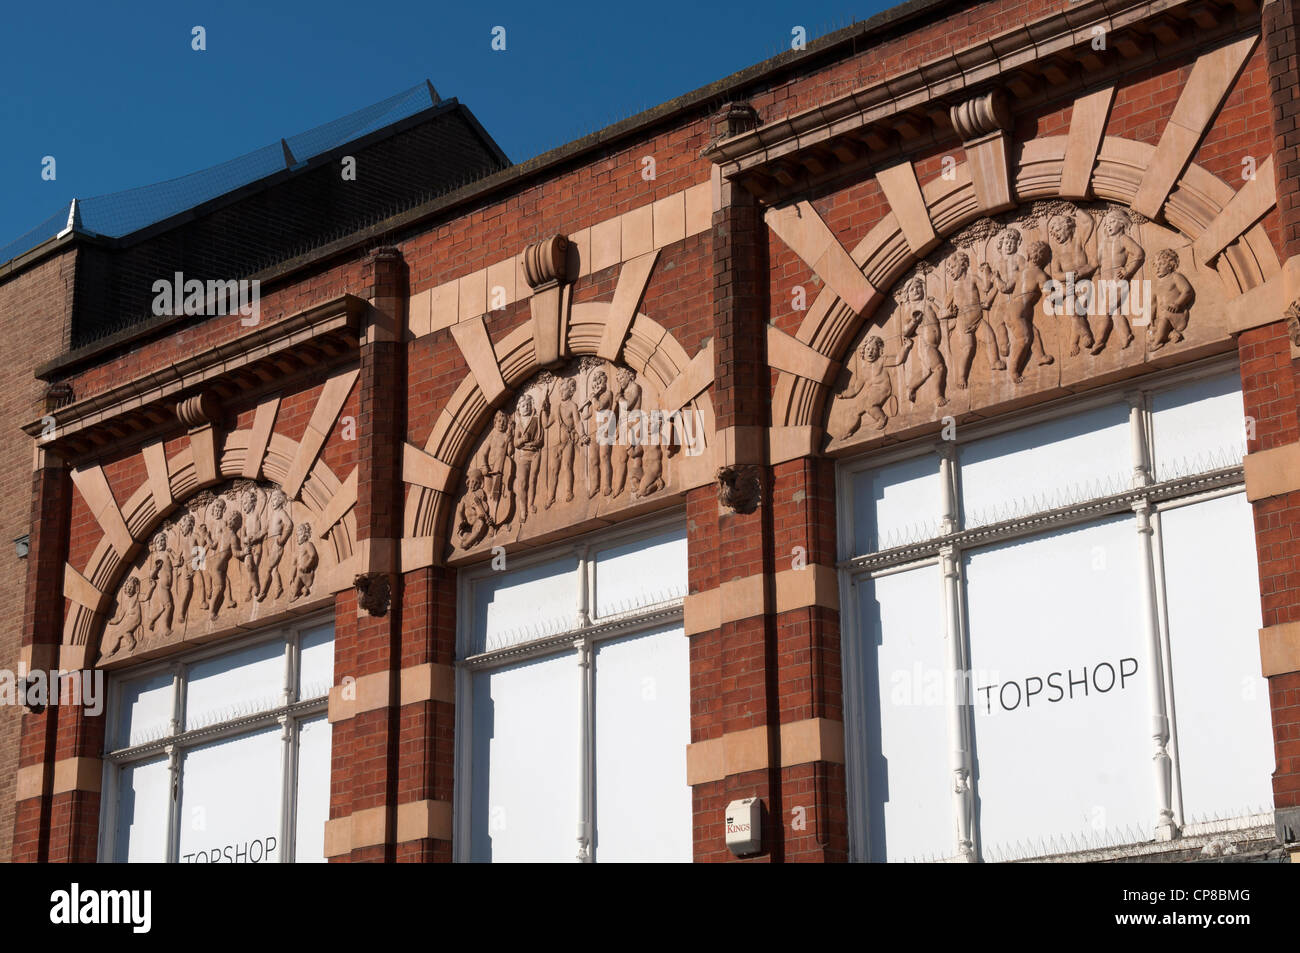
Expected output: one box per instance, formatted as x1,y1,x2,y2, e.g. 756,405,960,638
691,108,784,861
393,564,456,862
1255,0,1300,840
771,456,848,862
329,247,408,862
12,451,73,862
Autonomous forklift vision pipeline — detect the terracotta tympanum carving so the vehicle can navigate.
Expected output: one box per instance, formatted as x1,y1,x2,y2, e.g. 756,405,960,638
450,357,692,558
100,480,333,663
827,200,1218,452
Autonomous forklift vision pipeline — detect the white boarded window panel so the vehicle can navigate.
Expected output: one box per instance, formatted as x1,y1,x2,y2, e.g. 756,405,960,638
470,557,580,653
298,624,335,701
1159,493,1274,821
178,727,284,863
470,654,580,862
185,639,285,730
116,673,174,749
851,455,941,555
592,527,688,617
593,624,692,862
1150,374,1246,481
114,757,170,862
959,403,1130,527
964,517,1151,859
856,565,952,861
294,715,332,863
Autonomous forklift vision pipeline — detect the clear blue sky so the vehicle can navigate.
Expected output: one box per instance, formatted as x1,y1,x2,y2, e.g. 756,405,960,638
1,0,893,249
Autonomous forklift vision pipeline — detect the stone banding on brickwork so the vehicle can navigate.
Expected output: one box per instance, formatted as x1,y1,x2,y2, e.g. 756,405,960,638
1260,621,1300,677
407,182,713,341
1243,441,1300,501
685,718,847,786
683,564,839,636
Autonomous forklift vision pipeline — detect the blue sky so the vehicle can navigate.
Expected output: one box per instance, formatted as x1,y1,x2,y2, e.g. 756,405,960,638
0,0,892,250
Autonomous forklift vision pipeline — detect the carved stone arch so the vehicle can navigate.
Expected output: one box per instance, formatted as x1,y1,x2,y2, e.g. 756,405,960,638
402,300,717,565
771,134,1282,457
64,427,358,667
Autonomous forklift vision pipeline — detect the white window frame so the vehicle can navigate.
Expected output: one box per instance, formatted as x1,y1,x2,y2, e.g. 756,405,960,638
836,356,1269,862
97,613,333,863
452,511,688,862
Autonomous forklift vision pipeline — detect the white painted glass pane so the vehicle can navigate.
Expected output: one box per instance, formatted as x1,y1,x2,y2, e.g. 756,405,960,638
469,557,580,654
594,624,692,862
959,403,1130,527
298,623,334,701
114,757,169,862
469,653,579,862
851,455,941,554
116,673,174,749
1160,493,1273,822
1150,374,1246,481
178,727,283,863
965,516,1152,859
294,715,332,863
856,565,952,861
592,527,688,618
185,639,286,730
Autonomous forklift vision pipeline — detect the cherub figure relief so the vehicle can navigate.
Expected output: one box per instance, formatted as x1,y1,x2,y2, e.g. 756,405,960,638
543,377,580,506
289,522,318,601
454,467,493,549
637,439,665,498
583,369,615,499
477,409,515,527
899,276,948,407
239,488,266,602
1046,212,1099,356
208,508,243,620
175,511,207,620
988,226,1055,370
1148,248,1196,351
104,577,145,657
942,250,1002,389
611,367,642,497
145,531,175,635
1094,208,1145,353
512,394,544,521
996,239,1056,383
259,489,294,602
835,335,905,436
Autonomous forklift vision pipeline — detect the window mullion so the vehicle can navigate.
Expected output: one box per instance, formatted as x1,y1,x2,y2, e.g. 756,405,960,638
280,713,296,864
576,635,594,863
166,662,185,863
1128,393,1177,842
937,443,975,862
1149,508,1186,827
577,543,593,627
166,743,181,863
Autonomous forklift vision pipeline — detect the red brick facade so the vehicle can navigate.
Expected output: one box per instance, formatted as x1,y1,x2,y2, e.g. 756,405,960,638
4,0,1299,861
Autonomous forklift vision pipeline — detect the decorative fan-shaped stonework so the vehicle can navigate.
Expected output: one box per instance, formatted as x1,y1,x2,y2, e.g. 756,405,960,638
99,479,335,665
448,357,696,561
825,200,1234,453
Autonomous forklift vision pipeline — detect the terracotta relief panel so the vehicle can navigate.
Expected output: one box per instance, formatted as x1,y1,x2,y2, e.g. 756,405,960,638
449,357,694,561
826,200,1231,452
100,479,335,665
